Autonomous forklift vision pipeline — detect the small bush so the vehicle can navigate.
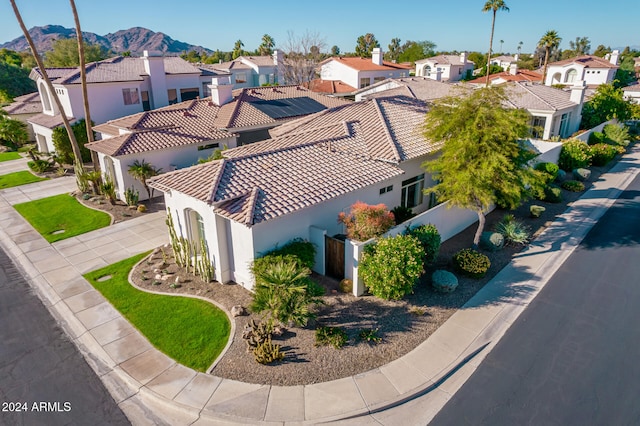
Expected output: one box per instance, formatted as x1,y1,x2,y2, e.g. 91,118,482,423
359,234,424,300
588,131,606,145
315,326,348,349
534,162,559,180
338,202,395,242
453,248,491,278
495,214,530,245
590,143,618,166
573,168,591,182
391,205,415,225
431,270,459,293
536,184,562,203
530,205,546,218
125,186,139,206
562,180,585,192
358,328,382,344
253,339,285,364
405,224,441,266
480,231,504,252
137,204,147,213
603,124,630,147
338,278,353,294
262,238,316,270
27,159,51,173
558,139,592,171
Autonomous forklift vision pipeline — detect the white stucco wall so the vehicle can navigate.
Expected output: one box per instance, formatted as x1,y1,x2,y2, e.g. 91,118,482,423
30,122,55,153
320,61,360,88
546,65,616,86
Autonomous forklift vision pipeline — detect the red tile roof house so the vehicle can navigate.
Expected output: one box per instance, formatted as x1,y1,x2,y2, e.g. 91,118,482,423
27,51,230,153
544,51,619,86
466,65,543,86
86,82,349,201
147,96,443,291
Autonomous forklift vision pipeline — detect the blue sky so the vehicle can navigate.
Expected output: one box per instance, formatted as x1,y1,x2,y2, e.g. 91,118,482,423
1,0,637,54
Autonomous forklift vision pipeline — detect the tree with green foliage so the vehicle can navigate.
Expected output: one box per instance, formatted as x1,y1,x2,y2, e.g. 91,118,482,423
0,110,28,149
232,40,244,59
0,48,36,103
386,38,402,62
614,55,637,89
52,119,93,164
355,33,380,58
580,83,633,129
397,40,436,63
482,0,510,87
330,45,340,56
538,30,562,83
258,34,275,56
128,159,161,199
422,86,547,247
592,44,611,58
562,36,591,59
44,38,108,67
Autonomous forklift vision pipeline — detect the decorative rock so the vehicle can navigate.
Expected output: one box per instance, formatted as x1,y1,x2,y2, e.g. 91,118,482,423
338,279,353,294
154,274,162,280
160,275,171,281
231,305,247,317
573,168,591,181
153,268,161,274
137,204,147,213
555,169,567,182
128,205,138,210
152,247,161,255
480,232,504,252
431,270,459,293
174,276,181,284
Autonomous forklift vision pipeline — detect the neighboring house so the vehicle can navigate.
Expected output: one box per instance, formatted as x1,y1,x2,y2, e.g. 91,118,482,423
304,79,357,97
414,53,475,82
503,81,587,140
88,81,350,201
319,48,412,90
354,76,470,102
490,54,519,71
2,92,42,141
201,51,283,88
544,51,619,86
147,96,440,289
28,51,230,153
466,65,543,86
623,81,640,104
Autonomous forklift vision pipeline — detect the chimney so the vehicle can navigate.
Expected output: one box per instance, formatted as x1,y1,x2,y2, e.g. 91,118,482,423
510,63,518,75
372,48,383,65
609,49,620,65
460,51,467,65
570,80,587,105
273,49,284,84
514,53,519,62
209,75,233,106
142,50,169,108
435,68,442,82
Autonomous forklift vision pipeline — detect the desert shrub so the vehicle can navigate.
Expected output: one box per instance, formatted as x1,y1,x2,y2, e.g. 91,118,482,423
391,205,415,225
405,224,441,266
535,184,563,203
588,131,606,145
253,339,285,364
250,256,324,327
530,205,546,218
359,234,424,300
431,270,459,293
27,159,51,173
358,328,382,344
124,186,139,206
495,214,530,245
100,175,116,204
338,202,394,242
590,143,619,166
262,238,316,270
480,231,504,252
573,168,591,181
534,162,559,181
558,139,592,171
315,326,348,349
603,123,630,146
562,180,585,192
453,248,490,278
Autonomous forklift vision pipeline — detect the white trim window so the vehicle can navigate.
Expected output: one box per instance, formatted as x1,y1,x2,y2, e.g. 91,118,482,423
401,174,424,208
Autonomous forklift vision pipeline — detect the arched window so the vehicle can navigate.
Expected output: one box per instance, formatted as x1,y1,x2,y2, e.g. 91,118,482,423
39,82,52,112
185,209,206,251
565,69,577,83
551,73,562,84
423,65,432,77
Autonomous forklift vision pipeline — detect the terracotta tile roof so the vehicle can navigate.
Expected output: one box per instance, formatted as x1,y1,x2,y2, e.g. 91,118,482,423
467,69,543,85
92,123,121,136
149,96,438,227
323,57,412,72
356,77,472,102
2,92,42,115
86,99,233,156
28,113,75,129
549,55,618,69
305,79,357,94
502,82,577,111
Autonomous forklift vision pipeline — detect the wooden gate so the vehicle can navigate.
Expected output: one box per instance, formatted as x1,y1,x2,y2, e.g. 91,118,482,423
325,235,345,279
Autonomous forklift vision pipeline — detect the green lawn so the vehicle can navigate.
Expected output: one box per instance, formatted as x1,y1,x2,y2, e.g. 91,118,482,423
0,152,21,162
14,194,111,242
84,253,231,372
0,170,48,189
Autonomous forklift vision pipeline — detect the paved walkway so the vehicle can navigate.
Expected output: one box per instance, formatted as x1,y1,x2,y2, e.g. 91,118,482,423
0,146,639,425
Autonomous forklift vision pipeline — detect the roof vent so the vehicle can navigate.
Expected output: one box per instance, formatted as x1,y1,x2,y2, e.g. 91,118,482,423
208,101,214,107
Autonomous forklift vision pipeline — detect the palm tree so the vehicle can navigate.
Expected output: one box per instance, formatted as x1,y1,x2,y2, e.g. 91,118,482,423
69,0,98,170
232,40,244,59
128,159,161,200
258,34,275,56
518,41,523,55
9,0,85,183
482,0,510,87
499,39,504,52
538,30,562,85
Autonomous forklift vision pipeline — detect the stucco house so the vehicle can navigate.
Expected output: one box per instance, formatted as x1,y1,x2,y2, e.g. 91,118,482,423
147,96,439,289
466,65,542,86
319,48,412,90
414,53,475,82
490,54,519,71
544,51,619,86
623,81,640,104
27,51,230,153
2,92,42,141
354,76,470,102
201,51,283,88
87,82,350,201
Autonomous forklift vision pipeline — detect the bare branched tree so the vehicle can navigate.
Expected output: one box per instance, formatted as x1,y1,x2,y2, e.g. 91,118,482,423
279,30,327,85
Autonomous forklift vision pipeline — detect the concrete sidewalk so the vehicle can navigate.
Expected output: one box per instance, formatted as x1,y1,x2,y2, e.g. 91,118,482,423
0,146,639,425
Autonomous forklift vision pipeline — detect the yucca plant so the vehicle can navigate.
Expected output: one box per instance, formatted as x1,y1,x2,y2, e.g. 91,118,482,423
495,214,530,245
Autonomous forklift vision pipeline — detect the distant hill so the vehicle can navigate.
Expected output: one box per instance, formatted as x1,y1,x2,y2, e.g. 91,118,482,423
0,25,212,55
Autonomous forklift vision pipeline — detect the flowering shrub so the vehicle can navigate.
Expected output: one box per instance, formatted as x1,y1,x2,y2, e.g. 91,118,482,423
453,248,490,278
558,139,592,171
359,234,424,300
338,202,395,242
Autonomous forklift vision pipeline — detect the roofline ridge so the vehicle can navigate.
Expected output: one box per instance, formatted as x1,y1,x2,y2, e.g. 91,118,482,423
207,159,227,205
372,98,402,162
244,187,261,225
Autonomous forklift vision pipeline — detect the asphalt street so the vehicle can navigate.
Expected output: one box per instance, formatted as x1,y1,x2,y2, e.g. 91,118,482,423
0,248,130,426
430,172,640,425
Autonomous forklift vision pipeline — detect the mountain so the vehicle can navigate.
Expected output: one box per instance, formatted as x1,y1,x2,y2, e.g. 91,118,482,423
0,25,212,55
